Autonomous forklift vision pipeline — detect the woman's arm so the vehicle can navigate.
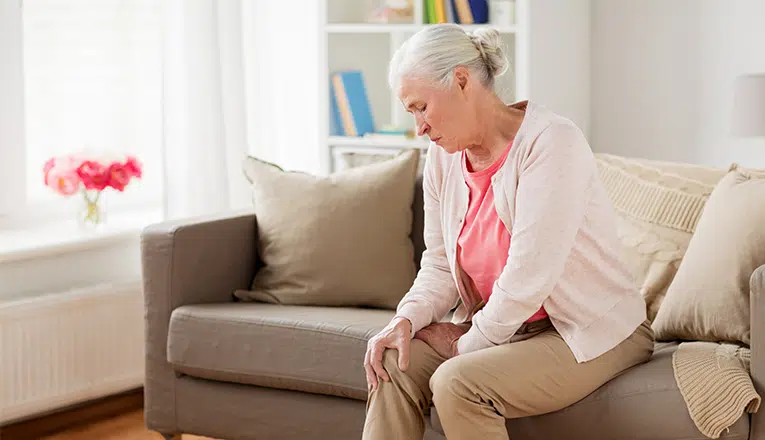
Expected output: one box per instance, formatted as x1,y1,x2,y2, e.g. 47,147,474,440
394,148,461,337
457,122,595,354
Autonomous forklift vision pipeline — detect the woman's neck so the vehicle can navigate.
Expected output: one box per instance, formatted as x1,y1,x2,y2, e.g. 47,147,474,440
465,100,525,172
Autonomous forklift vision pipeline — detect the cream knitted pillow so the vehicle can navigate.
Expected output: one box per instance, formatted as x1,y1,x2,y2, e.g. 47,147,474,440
595,154,720,321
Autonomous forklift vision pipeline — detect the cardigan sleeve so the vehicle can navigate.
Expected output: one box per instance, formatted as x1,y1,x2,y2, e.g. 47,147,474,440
457,122,596,354
394,147,461,338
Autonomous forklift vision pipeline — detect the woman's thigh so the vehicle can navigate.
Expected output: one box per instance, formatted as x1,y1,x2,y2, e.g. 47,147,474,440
429,320,654,418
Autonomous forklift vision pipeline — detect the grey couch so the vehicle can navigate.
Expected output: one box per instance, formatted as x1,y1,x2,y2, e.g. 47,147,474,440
142,176,765,440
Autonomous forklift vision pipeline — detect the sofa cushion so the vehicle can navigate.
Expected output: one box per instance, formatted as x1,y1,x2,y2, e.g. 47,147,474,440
167,303,395,401
653,167,765,345
594,153,720,321
235,149,420,309
430,342,750,440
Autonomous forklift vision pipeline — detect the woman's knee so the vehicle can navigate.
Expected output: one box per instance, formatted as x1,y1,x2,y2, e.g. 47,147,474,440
381,348,403,376
429,357,472,407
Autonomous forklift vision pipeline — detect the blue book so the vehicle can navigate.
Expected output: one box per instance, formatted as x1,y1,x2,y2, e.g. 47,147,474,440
468,0,489,24
329,83,343,136
330,70,375,137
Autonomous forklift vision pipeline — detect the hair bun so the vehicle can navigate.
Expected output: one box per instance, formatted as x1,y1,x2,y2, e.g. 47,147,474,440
469,28,508,79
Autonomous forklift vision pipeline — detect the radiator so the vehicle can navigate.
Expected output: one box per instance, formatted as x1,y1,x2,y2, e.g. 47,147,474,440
0,281,145,424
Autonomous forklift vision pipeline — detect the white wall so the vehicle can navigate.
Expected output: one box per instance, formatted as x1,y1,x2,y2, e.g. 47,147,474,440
591,0,765,167
525,0,591,138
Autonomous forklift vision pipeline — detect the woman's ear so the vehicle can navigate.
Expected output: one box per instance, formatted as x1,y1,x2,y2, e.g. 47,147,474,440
453,66,470,90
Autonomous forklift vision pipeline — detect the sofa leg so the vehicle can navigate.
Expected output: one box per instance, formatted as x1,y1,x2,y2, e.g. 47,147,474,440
161,434,180,440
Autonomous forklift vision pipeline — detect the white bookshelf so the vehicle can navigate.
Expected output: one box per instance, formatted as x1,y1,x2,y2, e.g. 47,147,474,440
328,135,430,149
318,0,536,173
324,23,518,34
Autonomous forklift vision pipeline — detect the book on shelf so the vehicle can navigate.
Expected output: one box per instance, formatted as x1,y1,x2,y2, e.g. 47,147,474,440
329,70,375,137
424,0,488,25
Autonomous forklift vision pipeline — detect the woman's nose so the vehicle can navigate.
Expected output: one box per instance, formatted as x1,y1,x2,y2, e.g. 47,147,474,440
416,121,429,137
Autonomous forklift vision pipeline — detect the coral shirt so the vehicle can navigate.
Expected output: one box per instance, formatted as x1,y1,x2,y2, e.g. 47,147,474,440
457,141,548,323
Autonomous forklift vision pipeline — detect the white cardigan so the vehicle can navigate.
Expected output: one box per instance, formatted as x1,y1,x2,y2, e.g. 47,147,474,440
395,100,647,363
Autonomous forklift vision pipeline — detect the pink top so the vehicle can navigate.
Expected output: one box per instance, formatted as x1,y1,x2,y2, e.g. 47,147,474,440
457,141,548,323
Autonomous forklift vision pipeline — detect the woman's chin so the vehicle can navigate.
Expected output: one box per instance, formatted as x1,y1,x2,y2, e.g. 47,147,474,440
436,142,460,155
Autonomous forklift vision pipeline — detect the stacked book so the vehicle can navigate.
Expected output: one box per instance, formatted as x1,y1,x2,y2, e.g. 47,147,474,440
424,0,489,24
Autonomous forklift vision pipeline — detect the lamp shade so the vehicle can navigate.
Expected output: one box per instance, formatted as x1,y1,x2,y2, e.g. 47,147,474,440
731,73,765,137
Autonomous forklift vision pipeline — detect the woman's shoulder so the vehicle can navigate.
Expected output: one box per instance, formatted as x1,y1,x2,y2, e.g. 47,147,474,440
518,102,591,157
509,102,595,178
522,101,587,144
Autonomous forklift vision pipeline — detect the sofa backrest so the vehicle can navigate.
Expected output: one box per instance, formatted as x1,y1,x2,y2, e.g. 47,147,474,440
623,155,729,186
411,175,426,269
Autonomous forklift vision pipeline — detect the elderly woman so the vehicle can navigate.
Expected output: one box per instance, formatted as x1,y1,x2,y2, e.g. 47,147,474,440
362,24,654,440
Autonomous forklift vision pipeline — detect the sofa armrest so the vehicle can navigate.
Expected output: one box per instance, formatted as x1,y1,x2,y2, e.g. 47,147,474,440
751,264,765,440
141,211,258,435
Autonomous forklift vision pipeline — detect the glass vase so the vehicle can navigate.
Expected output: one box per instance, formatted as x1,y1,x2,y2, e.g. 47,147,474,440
79,189,105,228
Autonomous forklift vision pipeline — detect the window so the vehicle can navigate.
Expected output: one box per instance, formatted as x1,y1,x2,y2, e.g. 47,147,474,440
8,0,163,221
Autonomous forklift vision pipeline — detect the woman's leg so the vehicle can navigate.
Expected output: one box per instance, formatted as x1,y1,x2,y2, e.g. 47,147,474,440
362,339,447,440
430,320,654,440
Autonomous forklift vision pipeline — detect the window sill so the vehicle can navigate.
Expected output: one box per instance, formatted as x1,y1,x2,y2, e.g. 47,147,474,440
0,207,163,263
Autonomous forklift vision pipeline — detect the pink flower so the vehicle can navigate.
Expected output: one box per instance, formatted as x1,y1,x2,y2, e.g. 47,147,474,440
123,156,143,179
43,153,142,197
43,158,56,175
107,163,131,192
44,158,81,196
76,160,110,191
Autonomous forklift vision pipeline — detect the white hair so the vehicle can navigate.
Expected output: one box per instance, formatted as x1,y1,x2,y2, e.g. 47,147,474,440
388,24,509,93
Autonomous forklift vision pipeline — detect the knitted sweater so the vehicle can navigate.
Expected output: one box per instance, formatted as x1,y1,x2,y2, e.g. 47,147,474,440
395,100,647,362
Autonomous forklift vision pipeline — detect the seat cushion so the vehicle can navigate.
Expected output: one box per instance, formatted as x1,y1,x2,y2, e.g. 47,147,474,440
167,303,394,400
430,342,749,440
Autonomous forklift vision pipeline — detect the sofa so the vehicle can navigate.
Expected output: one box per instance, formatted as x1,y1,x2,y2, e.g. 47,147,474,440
141,153,765,440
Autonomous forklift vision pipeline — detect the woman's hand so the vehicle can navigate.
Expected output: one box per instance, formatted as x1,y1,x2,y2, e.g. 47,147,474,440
364,317,412,393
414,322,470,359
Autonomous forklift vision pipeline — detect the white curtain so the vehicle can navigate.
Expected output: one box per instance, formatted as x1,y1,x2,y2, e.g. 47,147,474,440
161,0,323,220
245,1,322,176
161,0,253,220
0,0,25,215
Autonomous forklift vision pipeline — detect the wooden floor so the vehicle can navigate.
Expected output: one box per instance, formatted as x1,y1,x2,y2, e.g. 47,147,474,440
0,389,215,440
38,409,213,440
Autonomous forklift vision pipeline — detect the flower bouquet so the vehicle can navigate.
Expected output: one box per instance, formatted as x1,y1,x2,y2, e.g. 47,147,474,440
43,154,143,227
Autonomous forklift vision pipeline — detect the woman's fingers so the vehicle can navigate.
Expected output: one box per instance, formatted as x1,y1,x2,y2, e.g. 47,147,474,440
370,343,390,383
364,346,378,392
366,323,413,392
397,336,411,371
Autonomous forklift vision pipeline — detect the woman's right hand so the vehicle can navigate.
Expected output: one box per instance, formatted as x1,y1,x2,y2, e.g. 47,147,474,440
364,317,412,393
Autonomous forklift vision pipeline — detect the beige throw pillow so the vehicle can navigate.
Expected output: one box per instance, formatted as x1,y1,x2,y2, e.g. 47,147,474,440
234,149,420,309
652,167,765,346
595,154,720,321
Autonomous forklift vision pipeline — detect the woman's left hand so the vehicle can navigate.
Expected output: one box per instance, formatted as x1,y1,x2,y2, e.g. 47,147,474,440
414,322,470,359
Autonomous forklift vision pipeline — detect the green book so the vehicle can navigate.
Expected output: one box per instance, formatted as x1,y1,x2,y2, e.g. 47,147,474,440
425,0,437,24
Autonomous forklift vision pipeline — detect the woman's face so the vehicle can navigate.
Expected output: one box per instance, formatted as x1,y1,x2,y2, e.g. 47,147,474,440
398,69,479,154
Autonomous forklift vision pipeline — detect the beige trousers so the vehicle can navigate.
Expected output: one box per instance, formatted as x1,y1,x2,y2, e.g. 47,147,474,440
362,319,654,440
